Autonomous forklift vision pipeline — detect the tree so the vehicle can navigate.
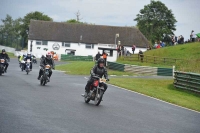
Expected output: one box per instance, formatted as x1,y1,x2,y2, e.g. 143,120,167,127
21,11,53,47
66,19,84,24
0,14,22,47
134,0,177,44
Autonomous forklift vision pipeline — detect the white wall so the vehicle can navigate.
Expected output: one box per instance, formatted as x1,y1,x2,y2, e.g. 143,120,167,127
28,40,118,61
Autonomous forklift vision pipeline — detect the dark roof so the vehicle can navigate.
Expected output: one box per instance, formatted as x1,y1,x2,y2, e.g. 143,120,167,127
28,20,149,48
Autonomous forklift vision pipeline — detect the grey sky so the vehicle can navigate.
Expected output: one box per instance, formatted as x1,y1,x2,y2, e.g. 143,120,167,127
0,0,199,40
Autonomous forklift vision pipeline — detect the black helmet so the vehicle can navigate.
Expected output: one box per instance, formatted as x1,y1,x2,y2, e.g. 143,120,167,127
97,58,105,67
2,49,5,53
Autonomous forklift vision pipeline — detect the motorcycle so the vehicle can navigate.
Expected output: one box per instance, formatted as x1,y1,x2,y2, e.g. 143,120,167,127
40,64,51,86
0,59,6,75
82,76,107,106
20,60,25,71
25,59,31,75
32,57,37,64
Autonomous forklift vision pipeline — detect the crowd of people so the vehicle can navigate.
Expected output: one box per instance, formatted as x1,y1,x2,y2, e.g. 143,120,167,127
116,45,135,57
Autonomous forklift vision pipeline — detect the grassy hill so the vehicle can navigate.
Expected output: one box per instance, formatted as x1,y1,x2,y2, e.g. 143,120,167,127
118,42,200,73
144,42,200,60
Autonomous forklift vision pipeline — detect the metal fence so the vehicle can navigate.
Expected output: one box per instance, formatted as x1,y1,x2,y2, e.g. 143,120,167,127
122,54,187,66
174,71,200,92
61,54,93,61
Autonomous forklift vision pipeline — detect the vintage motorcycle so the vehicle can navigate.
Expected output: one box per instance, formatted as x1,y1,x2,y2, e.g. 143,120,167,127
32,57,37,64
82,76,107,106
40,64,51,86
20,60,25,71
0,58,6,75
25,59,31,75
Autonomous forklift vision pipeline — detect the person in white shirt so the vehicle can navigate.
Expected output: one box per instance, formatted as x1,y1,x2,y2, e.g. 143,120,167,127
191,30,196,42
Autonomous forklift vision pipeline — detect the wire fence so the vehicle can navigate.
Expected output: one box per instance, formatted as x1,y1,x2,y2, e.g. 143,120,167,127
119,54,200,73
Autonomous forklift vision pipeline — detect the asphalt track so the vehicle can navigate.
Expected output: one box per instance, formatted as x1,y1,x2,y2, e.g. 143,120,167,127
0,59,200,133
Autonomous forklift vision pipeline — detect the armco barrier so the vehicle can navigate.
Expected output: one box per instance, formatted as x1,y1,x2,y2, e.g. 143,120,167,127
107,61,173,76
107,62,125,71
61,55,93,61
174,71,200,92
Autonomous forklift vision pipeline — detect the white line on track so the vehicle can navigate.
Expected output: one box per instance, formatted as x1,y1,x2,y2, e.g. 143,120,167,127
83,77,200,114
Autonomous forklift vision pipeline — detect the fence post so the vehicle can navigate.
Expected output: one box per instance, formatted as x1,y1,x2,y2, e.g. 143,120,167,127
173,65,175,78
146,56,147,63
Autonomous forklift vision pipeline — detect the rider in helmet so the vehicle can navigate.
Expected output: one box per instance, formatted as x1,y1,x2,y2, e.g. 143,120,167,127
40,55,45,61
37,52,55,81
23,53,32,71
84,58,109,96
0,49,10,72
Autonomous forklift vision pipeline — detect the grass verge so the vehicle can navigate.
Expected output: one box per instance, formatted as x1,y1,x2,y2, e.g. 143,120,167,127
56,61,133,76
110,78,200,112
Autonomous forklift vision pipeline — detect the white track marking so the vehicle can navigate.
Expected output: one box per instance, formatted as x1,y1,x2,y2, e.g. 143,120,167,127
82,77,200,113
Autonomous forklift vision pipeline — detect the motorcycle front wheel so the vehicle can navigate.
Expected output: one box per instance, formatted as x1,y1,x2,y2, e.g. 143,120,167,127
94,89,103,106
84,92,90,103
40,76,46,86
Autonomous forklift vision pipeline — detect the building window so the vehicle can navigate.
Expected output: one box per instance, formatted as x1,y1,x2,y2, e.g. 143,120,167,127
86,44,94,49
104,50,113,57
42,41,48,45
36,40,48,45
62,42,71,47
36,41,42,45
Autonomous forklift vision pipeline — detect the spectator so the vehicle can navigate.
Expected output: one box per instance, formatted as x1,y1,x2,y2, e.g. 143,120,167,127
121,45,124,56
191,30,196,42
156,42,161,49
124,48,127,56
160,41,165,47
171,36,175,45
180,35,184,44
139,50,144,62
154,42,158,48
95,51,101,61
117,45,121,57
132,45,136,54
127,50,131,56
102,52,108,66
178,36,181,44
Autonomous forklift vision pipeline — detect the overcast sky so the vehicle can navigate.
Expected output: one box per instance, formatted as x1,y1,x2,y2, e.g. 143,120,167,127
0,0,199,40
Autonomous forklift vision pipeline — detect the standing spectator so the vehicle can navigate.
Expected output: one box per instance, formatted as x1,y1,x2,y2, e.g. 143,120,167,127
175,36,178,45
180,35,184,44
191,30,196,42
117,45,121,57
124,48,127,56
121,45,124,56
171,36,175,45
102,52,108,66
132,45,136,54
139,50,144,62
95,51,101,61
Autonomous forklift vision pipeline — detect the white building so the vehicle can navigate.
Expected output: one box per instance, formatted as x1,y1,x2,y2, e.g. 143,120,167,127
28,20,149,61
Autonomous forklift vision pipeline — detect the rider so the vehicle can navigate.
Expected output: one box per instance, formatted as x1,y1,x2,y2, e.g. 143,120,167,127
0,49,10,72
37,52,55,81
40,55,45,61
23,53,32,71
84,58,109,95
